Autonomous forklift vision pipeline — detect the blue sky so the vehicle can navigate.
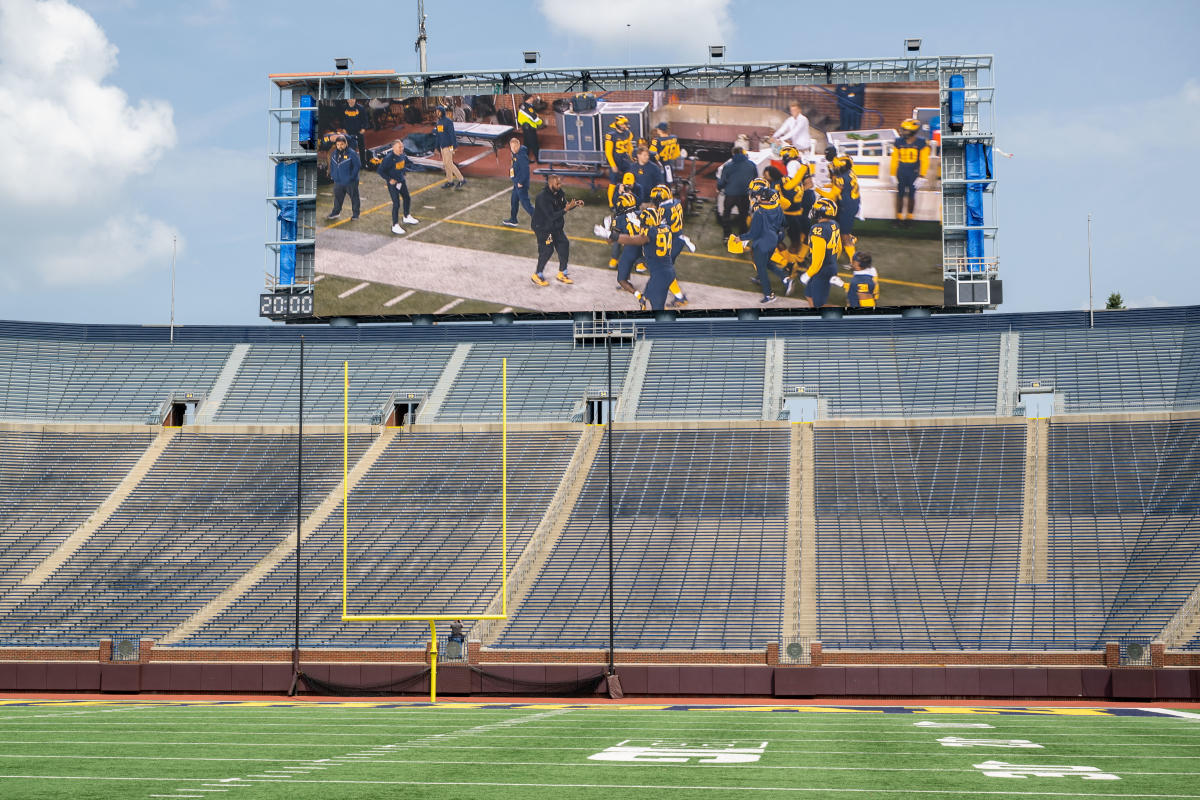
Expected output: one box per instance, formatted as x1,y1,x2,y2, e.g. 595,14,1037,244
0,0,1196,325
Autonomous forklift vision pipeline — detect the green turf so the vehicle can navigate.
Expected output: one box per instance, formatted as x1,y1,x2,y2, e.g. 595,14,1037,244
0,701,1197,798
314,275,531,318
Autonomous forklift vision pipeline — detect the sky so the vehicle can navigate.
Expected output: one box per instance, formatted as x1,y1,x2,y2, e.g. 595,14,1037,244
0,0,1196,326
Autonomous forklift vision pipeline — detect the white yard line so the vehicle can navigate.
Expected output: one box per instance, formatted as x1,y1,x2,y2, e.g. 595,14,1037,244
6,776,1200,796
383,290,415,307
434,298,464,314
336,281,370,299
0,705,158,722
0,747,1195,761
145,707,575,799
1143,708,1200,721
404,188,510,240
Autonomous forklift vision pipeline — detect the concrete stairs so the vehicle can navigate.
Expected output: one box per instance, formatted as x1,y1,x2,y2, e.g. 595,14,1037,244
787,422,818,638
1018,418,1049,584
614,340,651,422
21,428,179,587
195,343,250,424
475,426,603,645
157,428,397,644
415,343,471,423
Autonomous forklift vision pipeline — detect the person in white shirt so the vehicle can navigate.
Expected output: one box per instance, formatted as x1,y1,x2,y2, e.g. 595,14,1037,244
770,101,812,155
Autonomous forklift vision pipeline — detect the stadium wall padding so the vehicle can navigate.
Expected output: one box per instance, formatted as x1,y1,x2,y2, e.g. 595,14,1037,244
3,663,1200,700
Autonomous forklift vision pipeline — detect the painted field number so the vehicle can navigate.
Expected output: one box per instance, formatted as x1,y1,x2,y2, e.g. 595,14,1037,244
939,737,1042,748
589,739,768,764
974,760,1119,780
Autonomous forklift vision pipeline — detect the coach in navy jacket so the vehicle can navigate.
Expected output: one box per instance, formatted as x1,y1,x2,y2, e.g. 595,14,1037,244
502,137,535,225
326,135,361,219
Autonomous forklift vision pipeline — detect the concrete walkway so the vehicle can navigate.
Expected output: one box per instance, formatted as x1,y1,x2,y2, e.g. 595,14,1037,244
316,230,812,313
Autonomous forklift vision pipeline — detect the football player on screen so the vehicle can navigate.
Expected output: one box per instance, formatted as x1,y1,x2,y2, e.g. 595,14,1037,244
739,179,791,304
801,198,848,308
649,184,694,308
775,145,815,275
817,156,859,264
890,118,931,227
607,206,676,311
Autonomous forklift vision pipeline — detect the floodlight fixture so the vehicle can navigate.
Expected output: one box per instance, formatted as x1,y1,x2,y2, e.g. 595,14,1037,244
709,45,725,59
523,51,540,64
904,38,922,53
334,57,352,71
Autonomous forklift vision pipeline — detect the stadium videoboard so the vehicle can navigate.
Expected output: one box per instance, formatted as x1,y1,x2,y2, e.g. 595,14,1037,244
312,81,943,317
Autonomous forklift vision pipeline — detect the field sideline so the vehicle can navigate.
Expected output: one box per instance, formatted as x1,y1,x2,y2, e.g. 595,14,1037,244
0,699,1197,799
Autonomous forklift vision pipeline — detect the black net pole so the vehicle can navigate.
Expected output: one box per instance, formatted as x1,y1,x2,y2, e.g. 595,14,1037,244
290,335,304,694
606,331,615,675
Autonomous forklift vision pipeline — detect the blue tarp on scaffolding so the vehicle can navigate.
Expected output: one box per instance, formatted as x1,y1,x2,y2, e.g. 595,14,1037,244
274,161,298,284
298,94,315,147
948,74,965,131
964,142,993,269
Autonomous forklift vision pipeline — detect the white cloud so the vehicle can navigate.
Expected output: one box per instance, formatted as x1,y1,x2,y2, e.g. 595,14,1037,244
539,0,733,59
37,215,182,286
0,0,179,288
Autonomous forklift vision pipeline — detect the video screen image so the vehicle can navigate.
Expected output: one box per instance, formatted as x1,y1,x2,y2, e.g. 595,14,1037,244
313,82,943,317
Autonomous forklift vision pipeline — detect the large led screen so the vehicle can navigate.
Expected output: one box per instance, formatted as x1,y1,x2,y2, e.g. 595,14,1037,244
313,81,943,317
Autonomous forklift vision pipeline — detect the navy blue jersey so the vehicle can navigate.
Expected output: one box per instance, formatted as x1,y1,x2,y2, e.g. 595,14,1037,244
808,219,842,275
847,269,879,308
640,224,675,273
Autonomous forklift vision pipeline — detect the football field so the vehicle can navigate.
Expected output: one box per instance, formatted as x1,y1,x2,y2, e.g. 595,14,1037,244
0,700,1197,799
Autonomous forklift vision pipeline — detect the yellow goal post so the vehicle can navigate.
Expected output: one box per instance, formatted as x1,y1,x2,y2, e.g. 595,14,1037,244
338,358,508,701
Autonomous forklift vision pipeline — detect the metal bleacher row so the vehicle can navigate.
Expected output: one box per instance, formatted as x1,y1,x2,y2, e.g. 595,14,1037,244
0,306,1196,652
0,419,1195,651
0,433,373,647
814,419,1200,651
181,431,580,648
0,431,154,582
0,306,1195,424
493,428,789,650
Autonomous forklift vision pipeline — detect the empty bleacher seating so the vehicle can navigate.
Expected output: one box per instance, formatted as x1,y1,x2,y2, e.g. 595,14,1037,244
0,431,154,582
215,343,456,423
0,338,231,422
179,431,579,648
435,343,631,422
1019,327,1188,413
782,332,1001,418
0,433,372,646
494,429,789,650
636,338,765,419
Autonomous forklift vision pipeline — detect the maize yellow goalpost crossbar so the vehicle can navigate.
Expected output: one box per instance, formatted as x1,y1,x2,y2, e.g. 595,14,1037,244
337,358,508,701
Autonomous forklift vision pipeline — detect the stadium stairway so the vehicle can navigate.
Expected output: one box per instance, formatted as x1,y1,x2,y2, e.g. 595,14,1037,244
475,425,604,646
764,339,784,421
19,427,178,587
1018,417,1049,583
193,343,250,424
1160,582,1200,648
614,340,650,421
788,421,817,639
415,343,471,423
157,427,397,644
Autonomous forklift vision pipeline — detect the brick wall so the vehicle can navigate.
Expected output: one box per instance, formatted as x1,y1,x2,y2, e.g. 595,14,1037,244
3,643,1195,668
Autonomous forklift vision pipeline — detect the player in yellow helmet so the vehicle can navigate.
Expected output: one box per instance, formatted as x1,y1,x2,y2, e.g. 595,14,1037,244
774,144,815,274
604,115,635,205
817,155,859,264
799,197,846,307
890,118,931,226
649,183,695,307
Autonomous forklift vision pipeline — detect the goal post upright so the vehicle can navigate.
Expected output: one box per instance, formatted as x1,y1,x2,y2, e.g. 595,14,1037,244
339,358,509,702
